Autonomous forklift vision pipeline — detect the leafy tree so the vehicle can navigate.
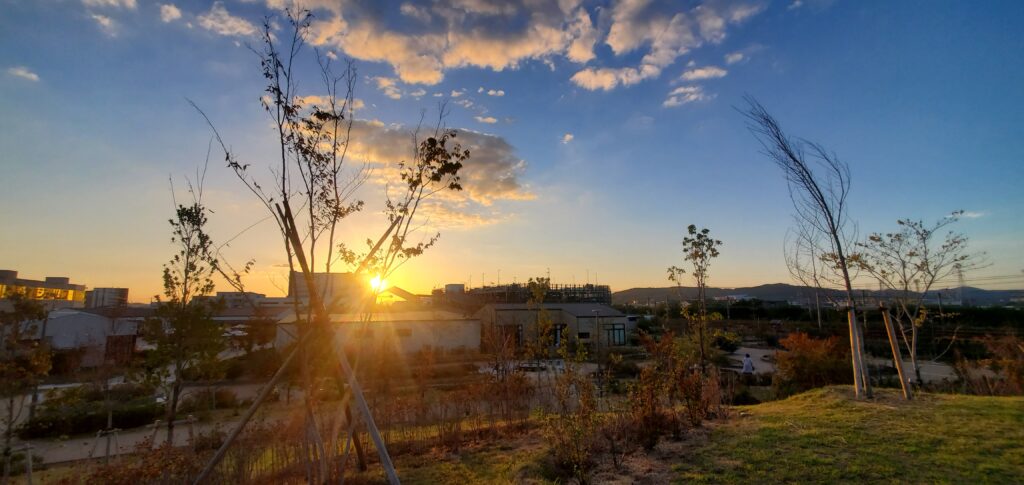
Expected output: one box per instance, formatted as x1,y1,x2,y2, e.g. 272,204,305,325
668,224,722,366
1,292,49,483
854,211,983,384
142,179,225,445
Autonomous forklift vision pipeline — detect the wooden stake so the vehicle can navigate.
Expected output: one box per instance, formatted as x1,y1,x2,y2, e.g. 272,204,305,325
882,308,912,400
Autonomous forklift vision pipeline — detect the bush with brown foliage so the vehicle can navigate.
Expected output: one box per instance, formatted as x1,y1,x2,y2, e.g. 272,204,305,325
956,335,1024,396
772,332,853,397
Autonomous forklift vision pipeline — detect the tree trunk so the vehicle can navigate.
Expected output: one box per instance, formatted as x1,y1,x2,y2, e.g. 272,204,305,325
167,380,181,446
2,394,13,485
911,326,923,385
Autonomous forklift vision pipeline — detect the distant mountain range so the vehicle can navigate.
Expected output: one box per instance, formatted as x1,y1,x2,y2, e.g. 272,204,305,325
613,283,1024,307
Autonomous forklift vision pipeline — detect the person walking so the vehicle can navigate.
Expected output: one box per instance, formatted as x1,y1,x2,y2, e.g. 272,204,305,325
741,354,757,376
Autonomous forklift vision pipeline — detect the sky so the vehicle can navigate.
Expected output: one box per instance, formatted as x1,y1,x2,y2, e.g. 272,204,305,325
1,0,1023,302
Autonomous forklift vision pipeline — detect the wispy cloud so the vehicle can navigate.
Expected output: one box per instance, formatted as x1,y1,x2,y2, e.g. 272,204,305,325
561,133,574,144
725,52,745,64
372,76,403,100
90,13,118,36
82,0,136,9
961,210,987,219
475,116,498,124
198,1,257,37
6,66,40,82
680,65,727,81
663,85,712,107
160,4,182,23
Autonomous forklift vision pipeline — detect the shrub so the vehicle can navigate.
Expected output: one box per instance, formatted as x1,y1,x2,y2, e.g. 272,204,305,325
955,335,1024,396
629,366,670,449
772,332,852,397
178,388,239,413
18,398,161,439
711,329,741,353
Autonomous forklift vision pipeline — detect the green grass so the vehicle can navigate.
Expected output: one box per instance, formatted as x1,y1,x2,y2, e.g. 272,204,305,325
674,387,1024,484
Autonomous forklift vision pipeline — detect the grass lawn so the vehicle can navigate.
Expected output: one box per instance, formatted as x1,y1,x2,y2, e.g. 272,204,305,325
674,386,1024,484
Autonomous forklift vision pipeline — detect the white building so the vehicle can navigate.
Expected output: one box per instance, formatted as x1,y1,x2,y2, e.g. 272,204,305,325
276,309,481,356
29,308,146,368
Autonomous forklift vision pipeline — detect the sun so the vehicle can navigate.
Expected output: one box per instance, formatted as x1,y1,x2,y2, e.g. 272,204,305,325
370,275,387,292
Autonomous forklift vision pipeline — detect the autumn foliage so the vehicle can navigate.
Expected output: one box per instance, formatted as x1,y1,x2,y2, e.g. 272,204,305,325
773,332,853,397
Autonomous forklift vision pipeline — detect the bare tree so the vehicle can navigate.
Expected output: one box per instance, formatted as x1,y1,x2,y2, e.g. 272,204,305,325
191,8,466,483
742,96,872,398
855,211,983,385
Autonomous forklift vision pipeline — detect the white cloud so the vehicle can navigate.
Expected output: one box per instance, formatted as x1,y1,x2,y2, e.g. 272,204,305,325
342,119,534,206
198,1,257,37
160,4,182,23
663,85,712,107
90,13,118,36
82,0,136,8
725,51,745,64
409,88,426,97
680,65,727,81
302,0,598,85
561,133,574,144
788,0,804,9
451,89,465,97
961,210,987,219
487,89,505,97
474,116,498,124
573,0,765,91
6,66,39,82
372,76,403,100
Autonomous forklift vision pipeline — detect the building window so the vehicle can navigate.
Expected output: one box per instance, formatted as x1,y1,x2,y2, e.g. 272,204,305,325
553,324,567,347
577,332,591,340
499,324,523,347
604,324,626,346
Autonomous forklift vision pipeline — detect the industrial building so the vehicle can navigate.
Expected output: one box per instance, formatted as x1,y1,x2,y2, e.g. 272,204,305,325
475,302,633,349
434,282,613,309
0,270,87,310
275,308,481,356
85,287,129,308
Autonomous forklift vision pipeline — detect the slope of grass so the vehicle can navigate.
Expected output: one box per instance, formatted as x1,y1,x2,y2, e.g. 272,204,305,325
674,387,1024,484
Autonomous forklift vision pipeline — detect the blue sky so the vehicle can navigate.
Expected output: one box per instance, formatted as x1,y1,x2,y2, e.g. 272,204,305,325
1,0,1022,301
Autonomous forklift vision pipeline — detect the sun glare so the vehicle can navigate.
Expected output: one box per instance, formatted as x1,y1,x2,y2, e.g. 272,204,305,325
370,275,387,292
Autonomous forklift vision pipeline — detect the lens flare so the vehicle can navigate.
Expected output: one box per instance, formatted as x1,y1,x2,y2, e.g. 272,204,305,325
370,275,387,292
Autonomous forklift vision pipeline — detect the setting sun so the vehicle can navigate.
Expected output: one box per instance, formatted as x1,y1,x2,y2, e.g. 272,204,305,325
370,275,387,292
